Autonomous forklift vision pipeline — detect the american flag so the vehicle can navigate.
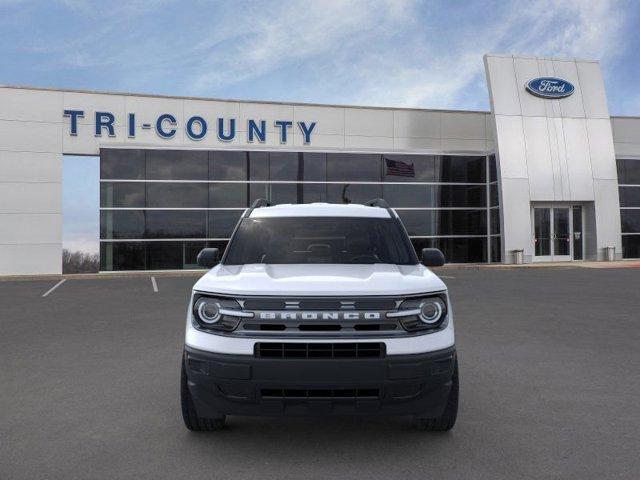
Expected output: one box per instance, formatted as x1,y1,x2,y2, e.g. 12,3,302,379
385,157,415,177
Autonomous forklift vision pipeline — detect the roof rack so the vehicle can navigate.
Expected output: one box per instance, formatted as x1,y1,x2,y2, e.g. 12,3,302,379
244,198,272,218
364,198,391,208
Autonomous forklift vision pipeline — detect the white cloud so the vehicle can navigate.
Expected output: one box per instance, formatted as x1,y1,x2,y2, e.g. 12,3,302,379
14,0,632,110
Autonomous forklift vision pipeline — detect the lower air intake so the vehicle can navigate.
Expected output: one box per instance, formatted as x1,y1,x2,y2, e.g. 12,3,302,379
261,388,380,399
255,342,385,359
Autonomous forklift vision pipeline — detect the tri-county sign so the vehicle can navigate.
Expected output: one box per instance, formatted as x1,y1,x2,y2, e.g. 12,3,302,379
525,77,575,99
62,110,317,144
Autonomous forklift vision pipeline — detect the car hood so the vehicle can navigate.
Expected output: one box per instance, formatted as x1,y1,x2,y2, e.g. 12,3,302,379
193,263,447,297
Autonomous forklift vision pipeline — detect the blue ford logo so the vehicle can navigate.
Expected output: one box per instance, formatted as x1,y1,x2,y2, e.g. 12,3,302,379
526,77,575,99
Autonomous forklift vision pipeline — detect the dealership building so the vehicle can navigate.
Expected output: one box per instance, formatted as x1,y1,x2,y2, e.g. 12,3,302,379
1,53,640,275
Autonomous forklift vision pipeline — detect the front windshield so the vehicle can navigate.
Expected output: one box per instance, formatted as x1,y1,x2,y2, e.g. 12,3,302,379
223,216,418,265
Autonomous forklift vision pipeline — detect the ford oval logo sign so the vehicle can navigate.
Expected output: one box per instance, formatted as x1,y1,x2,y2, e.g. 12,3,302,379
526,77,575,99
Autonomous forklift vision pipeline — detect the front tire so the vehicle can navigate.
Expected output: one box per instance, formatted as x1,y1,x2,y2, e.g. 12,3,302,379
181,354,226,431
413,359,459,432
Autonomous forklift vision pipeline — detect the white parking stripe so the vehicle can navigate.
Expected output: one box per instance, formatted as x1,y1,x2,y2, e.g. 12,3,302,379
439,275,456,279
151,276,158,292
42,279,66,297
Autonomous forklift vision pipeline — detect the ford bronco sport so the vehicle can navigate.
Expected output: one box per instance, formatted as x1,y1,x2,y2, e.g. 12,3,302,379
181,199,458,431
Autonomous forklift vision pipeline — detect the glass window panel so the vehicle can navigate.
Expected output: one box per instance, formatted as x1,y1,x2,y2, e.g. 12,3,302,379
397,210,487,236
327,154,381,182
100,149,145,179
436,156,485,183
100,211,144,239
209,210,242,238
146,183,208,208
411,237,488,263
100,182,145,208
100,242,146,270
210,151,248,180
249,152,269,180
383,155,436,182
326,184,382,204
210,183,248,208
145,211,206,238
145,150,208,180
619,186,640,207
534,208,551,256
490,237,501,263
621,210,640,233
383,184,486,208
269,183,299,205
398,210,428,236
489,155,497,182
622,235,640,259
438,185,486,207
250,183,269,204
617,159,640,185
490,183,499,206
184,242,207,268
382,184,429,208
301,183,327,203
302,153,327,181
269,152,300,181
146,241,183,270
490,209,501,234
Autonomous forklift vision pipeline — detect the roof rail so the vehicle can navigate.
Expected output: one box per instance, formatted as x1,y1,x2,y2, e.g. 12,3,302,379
365,198,391,208
244,198,272,218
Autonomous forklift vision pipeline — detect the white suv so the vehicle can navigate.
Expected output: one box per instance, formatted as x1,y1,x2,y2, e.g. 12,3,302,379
181,199,458,431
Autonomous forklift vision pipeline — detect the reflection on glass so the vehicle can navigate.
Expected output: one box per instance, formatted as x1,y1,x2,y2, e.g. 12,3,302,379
326,184,382,204
622,235,640,258
534,208,551,256
100,149,145,179
411,237,488,263
146,150,208,180
617,159,640,185
553,208,570,256
572,206,583,260
621,210,640,233
210,151,247,180
327,154,381,181
146,183,208,208
210,183,248,208
619,186,640,207
100,210,144,239
208,210,243,238
100,183,145,208
269,152,300,181
145,211,206,238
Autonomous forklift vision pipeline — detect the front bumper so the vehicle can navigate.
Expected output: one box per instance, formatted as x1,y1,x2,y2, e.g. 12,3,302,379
184,345,456,417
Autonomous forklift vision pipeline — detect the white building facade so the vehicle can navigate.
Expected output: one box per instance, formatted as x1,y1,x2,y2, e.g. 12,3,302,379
1,53,639,275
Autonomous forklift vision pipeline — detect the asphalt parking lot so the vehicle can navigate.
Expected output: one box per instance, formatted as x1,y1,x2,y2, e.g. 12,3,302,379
1,266,639,480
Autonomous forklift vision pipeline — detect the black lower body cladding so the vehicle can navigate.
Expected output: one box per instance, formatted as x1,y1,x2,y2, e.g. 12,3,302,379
183,345,456,417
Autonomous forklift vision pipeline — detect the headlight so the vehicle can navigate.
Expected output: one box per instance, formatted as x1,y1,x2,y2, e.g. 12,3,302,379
388,294,448,332
192,294,250,332
194,298,221,324
418,297,446,325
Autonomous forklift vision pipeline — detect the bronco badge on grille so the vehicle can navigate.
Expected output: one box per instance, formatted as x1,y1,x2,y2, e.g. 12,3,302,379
257,311,382,320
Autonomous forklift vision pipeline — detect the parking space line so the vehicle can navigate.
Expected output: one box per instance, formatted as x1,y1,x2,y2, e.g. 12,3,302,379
439,275,456,279
151,276,158,292
42,279,66,297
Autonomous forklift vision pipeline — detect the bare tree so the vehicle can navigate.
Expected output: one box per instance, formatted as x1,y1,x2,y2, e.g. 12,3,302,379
62,249,99,274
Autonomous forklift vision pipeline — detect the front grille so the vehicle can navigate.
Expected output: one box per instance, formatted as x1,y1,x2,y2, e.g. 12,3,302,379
255,342,385,359
261,388,380,399
241,298,398,311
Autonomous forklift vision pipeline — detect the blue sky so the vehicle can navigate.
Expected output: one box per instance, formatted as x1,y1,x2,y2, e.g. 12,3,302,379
2,0,639,253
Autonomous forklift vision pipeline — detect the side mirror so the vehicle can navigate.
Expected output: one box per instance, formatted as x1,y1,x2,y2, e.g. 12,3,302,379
421,248,445,267
197,248,220,268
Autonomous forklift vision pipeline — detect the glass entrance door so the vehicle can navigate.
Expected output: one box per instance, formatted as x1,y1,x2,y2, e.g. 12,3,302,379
533,206,581,262
552,208,571,261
